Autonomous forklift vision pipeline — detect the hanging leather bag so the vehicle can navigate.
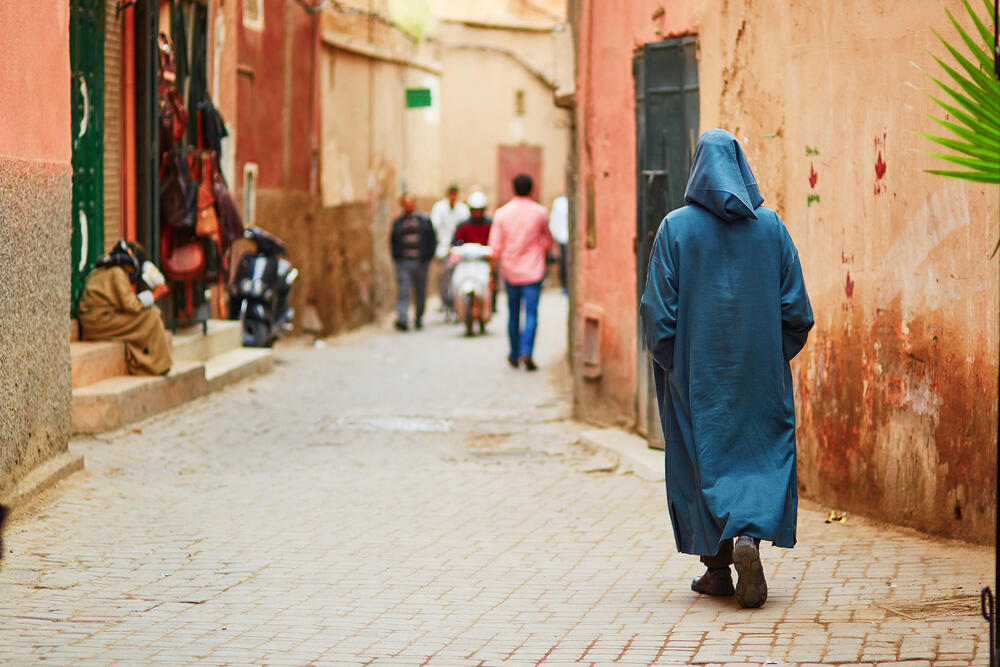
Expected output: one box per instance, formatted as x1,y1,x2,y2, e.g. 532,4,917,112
211,173,244,249
157,34,188,149
195,152,220,238
160,149,198,230
161,226,206,282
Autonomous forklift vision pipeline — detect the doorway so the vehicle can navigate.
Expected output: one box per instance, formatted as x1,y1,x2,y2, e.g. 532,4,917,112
633,37,699,449
497,145,542,205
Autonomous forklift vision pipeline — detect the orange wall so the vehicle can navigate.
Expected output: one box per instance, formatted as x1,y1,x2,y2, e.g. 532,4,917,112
573,0,999,543
0,2,72,163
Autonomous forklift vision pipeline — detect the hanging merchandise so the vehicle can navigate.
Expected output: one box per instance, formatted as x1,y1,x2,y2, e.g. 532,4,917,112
195,152,220,239
160,148,198,230
157,33,187,149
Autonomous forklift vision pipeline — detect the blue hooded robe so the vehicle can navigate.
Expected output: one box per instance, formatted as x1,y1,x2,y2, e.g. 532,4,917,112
639,129,814,555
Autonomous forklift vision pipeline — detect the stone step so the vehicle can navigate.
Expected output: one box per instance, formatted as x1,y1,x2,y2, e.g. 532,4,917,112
205,347,274,393
170,319,243,363
72,361,207,435
71,341,128,389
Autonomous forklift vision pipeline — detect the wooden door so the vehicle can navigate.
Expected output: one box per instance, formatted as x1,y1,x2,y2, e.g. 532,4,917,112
496,145,542,206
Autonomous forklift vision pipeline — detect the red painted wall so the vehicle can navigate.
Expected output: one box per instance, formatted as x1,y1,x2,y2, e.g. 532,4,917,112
0,2,72,163
237,0,316,193
572,1,695,424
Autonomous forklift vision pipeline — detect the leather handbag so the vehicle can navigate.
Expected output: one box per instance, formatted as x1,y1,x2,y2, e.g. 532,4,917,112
195,153,220,238
161,226,206,281
160,149,198,230
157,34,188,149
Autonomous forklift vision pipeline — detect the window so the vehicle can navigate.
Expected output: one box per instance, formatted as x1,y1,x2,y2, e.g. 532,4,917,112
243,0,264,32
243,163,258,226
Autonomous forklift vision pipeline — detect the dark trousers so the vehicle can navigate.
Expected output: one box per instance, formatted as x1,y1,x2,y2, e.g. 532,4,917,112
395,259,429,326
505,280,542,359
701,539,733,568
437,257,453,311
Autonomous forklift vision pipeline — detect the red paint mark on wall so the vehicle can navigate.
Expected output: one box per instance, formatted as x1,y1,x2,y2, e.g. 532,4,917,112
845,271,855,298
875,152,886,179
874,133,887,195
809,163,818,188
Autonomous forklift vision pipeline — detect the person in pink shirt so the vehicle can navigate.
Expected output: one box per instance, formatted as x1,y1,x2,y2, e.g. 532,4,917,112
488,174,553,371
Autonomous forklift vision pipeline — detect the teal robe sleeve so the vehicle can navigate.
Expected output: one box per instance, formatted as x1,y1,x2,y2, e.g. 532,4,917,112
639,223,678,372
778,224,814,361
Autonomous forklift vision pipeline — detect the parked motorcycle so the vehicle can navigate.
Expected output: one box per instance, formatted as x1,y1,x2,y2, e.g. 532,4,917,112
449,243,493,336
228,227,298,347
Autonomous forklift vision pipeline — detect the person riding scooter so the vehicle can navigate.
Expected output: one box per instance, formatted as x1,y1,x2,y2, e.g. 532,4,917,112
450,192,493,336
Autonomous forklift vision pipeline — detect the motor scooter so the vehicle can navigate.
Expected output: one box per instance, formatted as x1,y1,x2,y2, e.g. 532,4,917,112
449,243,493,336
228,227,298,347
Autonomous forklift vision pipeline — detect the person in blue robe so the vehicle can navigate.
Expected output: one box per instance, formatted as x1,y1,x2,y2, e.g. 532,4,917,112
639,129,813,608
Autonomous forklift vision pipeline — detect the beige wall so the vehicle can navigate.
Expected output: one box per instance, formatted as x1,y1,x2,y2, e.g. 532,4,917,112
434,17,572,211
696,0,998,543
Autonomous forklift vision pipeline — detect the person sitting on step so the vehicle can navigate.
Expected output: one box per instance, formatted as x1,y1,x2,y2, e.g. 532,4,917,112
77,240,172,376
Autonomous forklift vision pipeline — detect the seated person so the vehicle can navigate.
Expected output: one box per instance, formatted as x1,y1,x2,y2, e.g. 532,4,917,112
451,191,492,246
77,240,172,375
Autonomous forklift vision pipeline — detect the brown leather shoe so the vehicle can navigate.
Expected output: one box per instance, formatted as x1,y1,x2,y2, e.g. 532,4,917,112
691,567,735,596
733,535,768,608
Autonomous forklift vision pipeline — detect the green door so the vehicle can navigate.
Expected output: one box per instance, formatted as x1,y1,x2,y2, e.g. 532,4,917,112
70,0,105,312
634,37,699,449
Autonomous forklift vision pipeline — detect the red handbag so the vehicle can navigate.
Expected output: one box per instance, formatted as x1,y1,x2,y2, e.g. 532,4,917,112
161,226,206,281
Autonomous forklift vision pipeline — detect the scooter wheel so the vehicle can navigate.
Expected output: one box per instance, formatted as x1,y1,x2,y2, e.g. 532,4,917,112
243,319,269,347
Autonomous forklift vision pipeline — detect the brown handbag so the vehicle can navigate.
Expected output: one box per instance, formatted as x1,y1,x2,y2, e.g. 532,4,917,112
195,153,220,238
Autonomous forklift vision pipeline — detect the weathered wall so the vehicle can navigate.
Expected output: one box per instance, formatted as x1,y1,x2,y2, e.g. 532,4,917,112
434,16,572,209
573,0,998,542
317,13,444,325
255,191,376,334
695,0,998,543
571,1,696,427
0,3,73,493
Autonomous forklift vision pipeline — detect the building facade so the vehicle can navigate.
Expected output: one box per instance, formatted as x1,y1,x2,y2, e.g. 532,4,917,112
433,0,573,210
0,2,74,496
569,0,999,543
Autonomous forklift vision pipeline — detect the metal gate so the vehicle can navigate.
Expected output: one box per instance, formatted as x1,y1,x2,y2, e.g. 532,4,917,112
70,0,106,312
633,37,699,449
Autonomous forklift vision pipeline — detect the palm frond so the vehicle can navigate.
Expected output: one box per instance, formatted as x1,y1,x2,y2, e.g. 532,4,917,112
920,0,1000,187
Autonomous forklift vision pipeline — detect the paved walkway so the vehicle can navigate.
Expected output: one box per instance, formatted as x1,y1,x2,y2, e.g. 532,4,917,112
0,293,992,665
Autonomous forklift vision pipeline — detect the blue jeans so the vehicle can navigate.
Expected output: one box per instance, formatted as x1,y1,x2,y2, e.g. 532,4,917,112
505,280,542,359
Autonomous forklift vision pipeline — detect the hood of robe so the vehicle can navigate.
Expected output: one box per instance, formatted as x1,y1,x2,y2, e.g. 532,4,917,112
683,129,764,222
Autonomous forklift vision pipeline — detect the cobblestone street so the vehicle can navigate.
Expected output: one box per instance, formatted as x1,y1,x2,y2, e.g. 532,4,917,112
0,293,992,665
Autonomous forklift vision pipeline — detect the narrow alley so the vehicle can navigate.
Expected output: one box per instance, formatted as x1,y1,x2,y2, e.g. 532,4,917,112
0,295,991,665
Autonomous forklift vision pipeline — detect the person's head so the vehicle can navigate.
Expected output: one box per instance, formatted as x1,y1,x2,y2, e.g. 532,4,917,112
400,193,416,214
467,191,488,219
446,184,459,206
97,239,145,281
513,174,533,197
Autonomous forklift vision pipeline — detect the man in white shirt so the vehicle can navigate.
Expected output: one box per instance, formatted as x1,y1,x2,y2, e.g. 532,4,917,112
430,185,470,320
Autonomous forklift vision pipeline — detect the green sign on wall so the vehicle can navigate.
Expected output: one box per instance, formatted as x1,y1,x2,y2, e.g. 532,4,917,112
405,88,432,108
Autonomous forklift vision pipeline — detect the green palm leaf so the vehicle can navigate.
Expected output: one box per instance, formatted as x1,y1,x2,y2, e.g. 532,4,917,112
920,0,1000,187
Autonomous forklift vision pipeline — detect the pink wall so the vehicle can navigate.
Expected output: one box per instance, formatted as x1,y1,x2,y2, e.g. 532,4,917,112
572,1,696,424
0,2,72,163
